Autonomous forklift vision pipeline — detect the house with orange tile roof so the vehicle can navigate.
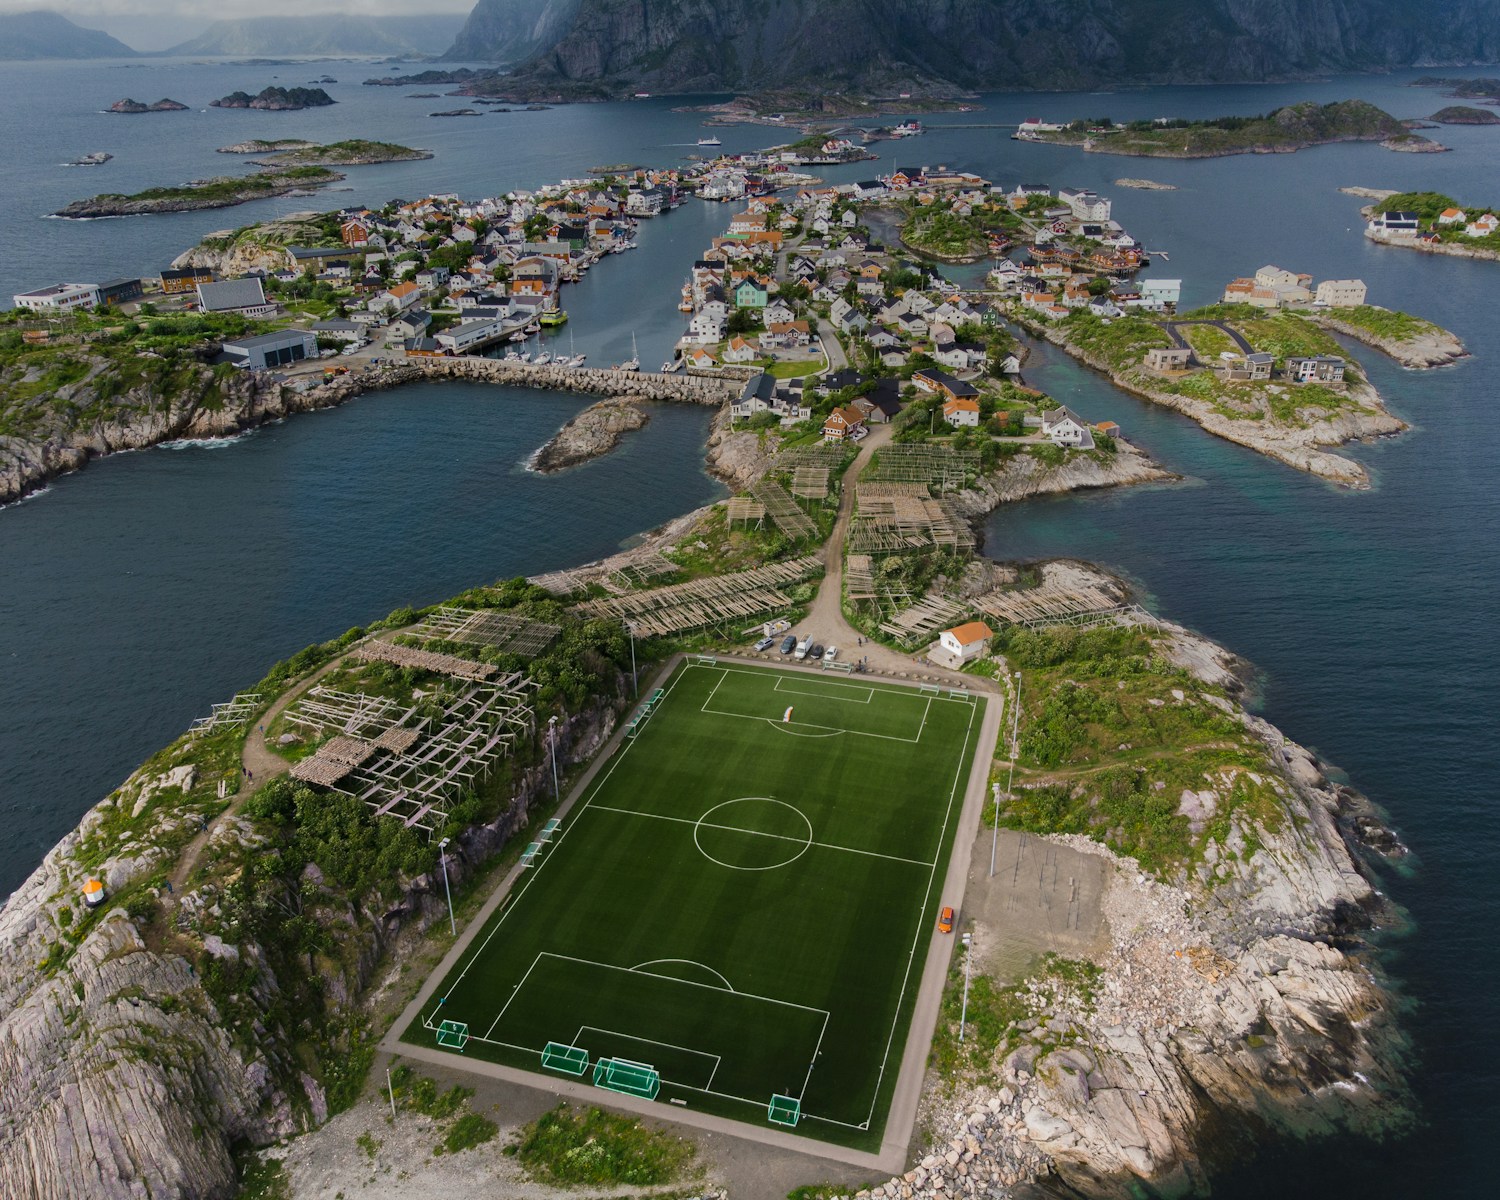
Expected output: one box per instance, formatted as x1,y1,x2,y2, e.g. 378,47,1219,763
822,404,866,442
942,397,981,427
938,621,994,663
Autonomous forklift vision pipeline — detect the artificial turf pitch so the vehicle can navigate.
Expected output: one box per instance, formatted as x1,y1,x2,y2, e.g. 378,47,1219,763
402,661,982,1147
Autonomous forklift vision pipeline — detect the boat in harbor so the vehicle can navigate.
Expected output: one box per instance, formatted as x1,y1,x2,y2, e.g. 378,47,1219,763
697,136,722,147
539,308,568,327
524,320,541,334
533,351,552,366
617,332,640,372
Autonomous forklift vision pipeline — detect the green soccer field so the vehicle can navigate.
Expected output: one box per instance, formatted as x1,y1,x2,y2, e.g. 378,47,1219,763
402,661,984,1148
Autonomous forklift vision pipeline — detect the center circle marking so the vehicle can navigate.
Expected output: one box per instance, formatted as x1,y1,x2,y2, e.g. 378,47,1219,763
692,797,813,871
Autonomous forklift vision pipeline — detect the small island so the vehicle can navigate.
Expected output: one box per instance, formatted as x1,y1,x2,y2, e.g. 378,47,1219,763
1018,100,1442,157
1411,76,1500,101
528,398,651,473
1364,190,1500,261
247,140,432,167
210,86,335,112
1430,105,1500,125
107,97,187,114
217,139,314,154
1115,177,1176,190
53,166,343,218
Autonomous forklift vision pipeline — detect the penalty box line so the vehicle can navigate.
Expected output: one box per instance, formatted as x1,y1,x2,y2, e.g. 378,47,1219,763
573,1025,722,1091
481,950,831,1112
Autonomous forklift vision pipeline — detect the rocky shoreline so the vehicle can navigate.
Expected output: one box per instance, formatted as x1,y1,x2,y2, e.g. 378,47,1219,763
1365,225,1500,262
1305,310,1468,369
52,168,345,218
527,397,650,473
1,358,737,508
1010,314,1405,489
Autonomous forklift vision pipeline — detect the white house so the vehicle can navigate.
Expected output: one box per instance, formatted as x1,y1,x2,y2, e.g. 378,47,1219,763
938,621,994,663
722,335,759,364
943,397,981,427
1139,279,1182,309
1040,407,1094,448
1314,279,1367,308
763,299,795,325
435,317,505,354
1059,188,1111,222
1466,213,1499,238
12,282,100,312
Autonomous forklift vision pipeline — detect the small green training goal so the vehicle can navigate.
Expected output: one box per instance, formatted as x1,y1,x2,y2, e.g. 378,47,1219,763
541,1041,589,1076
435,1020,469,1050
768,1094,801,1127
592,1057,660,1099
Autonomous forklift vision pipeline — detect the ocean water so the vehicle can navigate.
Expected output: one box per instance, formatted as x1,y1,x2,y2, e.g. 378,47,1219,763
1,59,1497,1196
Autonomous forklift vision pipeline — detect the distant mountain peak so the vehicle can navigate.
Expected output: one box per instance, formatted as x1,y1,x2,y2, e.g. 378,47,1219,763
0,9,138,60
166,14,467,59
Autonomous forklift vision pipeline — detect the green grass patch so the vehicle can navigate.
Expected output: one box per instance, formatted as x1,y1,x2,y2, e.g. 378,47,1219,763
1324,305,1440,342
437,1112,498,1155
511,1103,695,1187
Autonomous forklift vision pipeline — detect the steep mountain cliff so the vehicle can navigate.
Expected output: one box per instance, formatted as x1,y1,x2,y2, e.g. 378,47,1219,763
446,0,582,63
452,0,1500,93
0,10,137,60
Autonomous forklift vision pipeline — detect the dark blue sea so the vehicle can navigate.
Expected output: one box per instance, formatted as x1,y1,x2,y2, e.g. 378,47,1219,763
1,59,1496,1197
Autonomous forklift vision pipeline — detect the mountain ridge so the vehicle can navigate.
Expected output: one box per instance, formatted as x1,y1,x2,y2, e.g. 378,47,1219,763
0,9,138,60
447,0,1500,93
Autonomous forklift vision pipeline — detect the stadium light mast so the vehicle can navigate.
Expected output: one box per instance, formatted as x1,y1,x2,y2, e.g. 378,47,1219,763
438,837,455,937
548,716,560,799
626,621,638,696
959,931,973,1042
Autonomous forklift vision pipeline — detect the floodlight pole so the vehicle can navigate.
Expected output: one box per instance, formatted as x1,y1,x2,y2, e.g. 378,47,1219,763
438,837,455,937
626,621,638,697
548,716,560,799
959,932,973,1042
989,782,1001,877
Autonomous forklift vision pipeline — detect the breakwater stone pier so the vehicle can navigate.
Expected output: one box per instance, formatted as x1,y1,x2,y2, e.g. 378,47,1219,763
310,357,745,408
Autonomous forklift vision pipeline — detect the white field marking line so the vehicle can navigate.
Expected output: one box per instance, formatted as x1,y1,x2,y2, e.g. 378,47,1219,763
464,1029,782,1112
917,696,932,741
574,1025,723,1091
540,950,831,1015
766,723,842,739
798,1009,831,1102
630,959,735,991
424,663,702,1029
773,676,874,703
860,695,981,1129
702,702,925,744
482,951,547,1040
698,666,731,714
589,804,935,869
713,661,975,709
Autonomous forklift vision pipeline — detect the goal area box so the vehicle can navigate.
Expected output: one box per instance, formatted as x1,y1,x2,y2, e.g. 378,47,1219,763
435,1020,469,1050
593,1057,661,1099
541,1041,589,1076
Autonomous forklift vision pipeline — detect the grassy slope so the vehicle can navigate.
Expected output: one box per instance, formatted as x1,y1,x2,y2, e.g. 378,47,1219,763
404,661,983,1148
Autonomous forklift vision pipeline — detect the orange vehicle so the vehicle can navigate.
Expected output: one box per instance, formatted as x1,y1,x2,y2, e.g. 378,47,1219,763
938,906,955,934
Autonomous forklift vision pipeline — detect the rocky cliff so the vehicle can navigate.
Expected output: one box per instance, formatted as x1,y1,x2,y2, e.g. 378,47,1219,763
0,690,622,1200
446,0,581,64
459,0,1500,93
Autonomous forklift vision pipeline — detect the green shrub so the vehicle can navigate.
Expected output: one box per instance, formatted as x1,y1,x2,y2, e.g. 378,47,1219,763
436,1112,498,1155
513,1103,694,1186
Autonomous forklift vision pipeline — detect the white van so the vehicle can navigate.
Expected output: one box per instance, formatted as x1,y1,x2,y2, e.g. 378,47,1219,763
794,636,812,661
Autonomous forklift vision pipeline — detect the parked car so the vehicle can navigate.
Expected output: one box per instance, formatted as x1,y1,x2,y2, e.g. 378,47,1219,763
753,636,775,651
780,634,798,655
808,643,824,660
938,906,955,934
823,645,839,664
